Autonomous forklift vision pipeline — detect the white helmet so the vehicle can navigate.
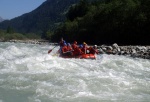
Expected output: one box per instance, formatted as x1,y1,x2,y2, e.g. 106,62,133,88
94,45,97,48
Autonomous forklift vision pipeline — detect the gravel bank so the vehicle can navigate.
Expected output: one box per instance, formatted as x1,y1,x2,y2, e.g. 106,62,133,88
98,43,150,59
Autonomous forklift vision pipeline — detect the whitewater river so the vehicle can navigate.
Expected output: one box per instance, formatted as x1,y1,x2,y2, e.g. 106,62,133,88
0,42,150,102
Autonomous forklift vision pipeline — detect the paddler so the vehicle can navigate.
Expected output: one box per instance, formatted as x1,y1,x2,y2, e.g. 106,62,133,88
58,37,66,53
81,42,88,54
72,41,83,56
89,45,99,54
62,43,73,56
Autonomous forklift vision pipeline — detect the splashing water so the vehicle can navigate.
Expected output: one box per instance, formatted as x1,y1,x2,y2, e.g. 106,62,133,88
0,42,150,102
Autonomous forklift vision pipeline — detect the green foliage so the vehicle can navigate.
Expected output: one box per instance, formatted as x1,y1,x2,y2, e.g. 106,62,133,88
3,33,26,40
25,33,41,39
6,26,14,34
0,29,5,34
45,30,54,40
67,0,89,21
0,29,41,41
52,0,150,45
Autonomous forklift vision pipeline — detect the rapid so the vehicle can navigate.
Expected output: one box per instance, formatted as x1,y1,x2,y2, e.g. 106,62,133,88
0,42,150,102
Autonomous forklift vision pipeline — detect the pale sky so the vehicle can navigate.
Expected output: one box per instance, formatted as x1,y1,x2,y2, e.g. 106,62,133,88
0,0,46,20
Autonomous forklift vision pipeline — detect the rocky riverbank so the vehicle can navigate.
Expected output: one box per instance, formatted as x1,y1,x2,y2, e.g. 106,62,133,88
0,40,150,59
97,43,150,59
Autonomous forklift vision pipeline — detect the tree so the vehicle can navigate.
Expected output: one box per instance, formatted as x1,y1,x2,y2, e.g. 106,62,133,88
66,0,89,21
6,26,14,34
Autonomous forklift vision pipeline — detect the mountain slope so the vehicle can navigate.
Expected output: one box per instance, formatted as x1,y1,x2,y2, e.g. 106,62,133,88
0,0,80,34
0,17,4,22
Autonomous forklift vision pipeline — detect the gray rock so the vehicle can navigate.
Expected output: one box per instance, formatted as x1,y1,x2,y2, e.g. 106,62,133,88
107,46,113,50
112,43,119,49
131,49,136,54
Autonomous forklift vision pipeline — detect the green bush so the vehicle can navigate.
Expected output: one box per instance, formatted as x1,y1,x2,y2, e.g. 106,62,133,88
3,33,26,40
25,33,41,39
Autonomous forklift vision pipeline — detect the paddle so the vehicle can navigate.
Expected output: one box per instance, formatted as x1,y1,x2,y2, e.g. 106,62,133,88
48,46,57,54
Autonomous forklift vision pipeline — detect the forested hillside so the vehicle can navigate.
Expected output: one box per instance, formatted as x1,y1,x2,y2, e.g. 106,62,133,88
0,0,150,45
51,0,150,45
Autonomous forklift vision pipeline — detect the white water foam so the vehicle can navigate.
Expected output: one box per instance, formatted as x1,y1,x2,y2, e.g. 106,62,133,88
0,42,150,102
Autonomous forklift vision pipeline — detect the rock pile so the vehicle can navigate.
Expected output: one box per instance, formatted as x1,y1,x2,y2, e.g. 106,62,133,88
98,43,150,59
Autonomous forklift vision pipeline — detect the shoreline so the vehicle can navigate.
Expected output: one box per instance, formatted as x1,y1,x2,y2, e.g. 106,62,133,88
0,40,150,60
98,43,150,59
0,39,51,45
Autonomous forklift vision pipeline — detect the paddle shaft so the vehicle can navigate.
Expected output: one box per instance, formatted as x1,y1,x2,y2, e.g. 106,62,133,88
48,46,57,54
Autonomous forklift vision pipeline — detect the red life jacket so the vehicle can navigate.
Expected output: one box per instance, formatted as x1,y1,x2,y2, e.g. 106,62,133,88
89,47,99,54
67,46,73,51
62,46,68,53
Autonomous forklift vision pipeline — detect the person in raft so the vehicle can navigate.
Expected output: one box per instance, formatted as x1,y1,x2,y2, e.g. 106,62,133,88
59,37,66,47
81,42,89,54
58,37,66,53
67,43,73,52
61,43,73,56
71,41,83,56
89,45,99,54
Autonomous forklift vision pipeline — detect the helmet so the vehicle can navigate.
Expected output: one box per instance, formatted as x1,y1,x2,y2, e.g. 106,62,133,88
83,42,86,45
67,43,71,46
79,44,83,48
94,45,97,48
64,43,67,46
74,41,77,44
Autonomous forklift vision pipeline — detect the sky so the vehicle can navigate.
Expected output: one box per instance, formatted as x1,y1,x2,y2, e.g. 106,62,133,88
0,0,46,20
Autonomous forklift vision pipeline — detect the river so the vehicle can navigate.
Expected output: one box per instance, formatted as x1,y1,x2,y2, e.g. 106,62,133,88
0,42,150,102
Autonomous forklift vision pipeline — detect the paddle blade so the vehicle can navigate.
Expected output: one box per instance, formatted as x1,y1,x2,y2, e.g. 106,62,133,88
48,49,52,54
